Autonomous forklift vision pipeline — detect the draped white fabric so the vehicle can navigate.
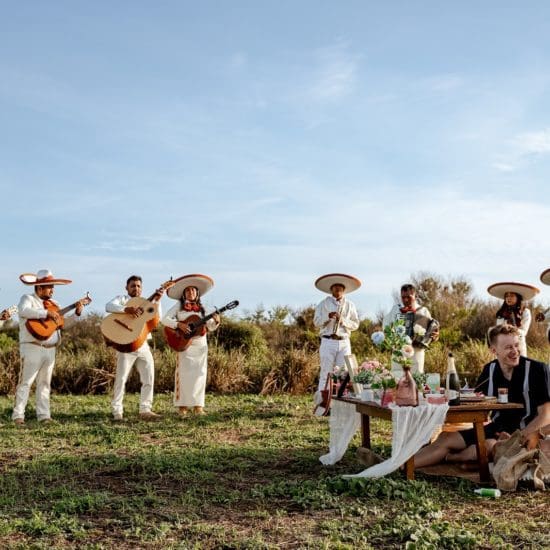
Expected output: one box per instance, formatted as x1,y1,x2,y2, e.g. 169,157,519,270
319,400,361,465
343,403,449,478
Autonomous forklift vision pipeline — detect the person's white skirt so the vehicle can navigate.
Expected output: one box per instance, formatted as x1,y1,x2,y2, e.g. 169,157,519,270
174,336,208,407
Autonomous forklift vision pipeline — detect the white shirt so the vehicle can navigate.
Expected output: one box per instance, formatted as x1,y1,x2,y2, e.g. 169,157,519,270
18,293,60,346
105,294,162,341
313,296,360,338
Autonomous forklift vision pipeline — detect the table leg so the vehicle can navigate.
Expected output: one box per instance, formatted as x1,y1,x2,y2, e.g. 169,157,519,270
361,414,371,449
405,457,415,480
473,421,490,482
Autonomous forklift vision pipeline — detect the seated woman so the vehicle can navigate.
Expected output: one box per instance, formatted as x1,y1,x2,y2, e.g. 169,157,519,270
487,281,539,357
161,274,220,416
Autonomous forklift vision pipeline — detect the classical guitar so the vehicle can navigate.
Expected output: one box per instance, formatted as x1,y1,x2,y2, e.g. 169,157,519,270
101,279,175,353
26,294,92,340
164,300,239,352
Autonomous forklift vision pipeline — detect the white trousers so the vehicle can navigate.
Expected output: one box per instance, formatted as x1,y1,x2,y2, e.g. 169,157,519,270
315,338,351,404
111,342,154,415
13,343,56,421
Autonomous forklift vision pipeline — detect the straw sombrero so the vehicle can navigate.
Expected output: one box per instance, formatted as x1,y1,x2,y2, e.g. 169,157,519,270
19,269,72,286
487,281,539,301
315,273,361,294
540,269,550,286
167,274,214,300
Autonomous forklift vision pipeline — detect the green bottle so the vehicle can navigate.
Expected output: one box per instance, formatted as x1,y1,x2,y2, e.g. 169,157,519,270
474,488,501,498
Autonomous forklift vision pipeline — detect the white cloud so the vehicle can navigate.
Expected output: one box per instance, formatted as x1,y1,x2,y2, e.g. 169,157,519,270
301,41,359,102
513,129,550,155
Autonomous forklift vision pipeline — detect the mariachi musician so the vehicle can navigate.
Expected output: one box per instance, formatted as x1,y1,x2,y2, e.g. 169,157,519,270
161,274,220,416
536,268,550,344
383,283,439,375
313,273,361,416
12,269,85,425
105,275,164,422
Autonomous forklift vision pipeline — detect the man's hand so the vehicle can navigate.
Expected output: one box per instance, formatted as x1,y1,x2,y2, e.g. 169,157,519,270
431,327,440,341
124,306,144,317
328,312,340,320
153,288,165,301
46,309,61,324
212,313,221,325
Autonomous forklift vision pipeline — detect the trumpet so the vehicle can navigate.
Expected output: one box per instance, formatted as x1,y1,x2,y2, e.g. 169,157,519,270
331,300,344,335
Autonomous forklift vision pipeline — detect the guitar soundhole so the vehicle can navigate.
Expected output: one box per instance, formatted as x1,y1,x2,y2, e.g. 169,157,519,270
147,307,155,313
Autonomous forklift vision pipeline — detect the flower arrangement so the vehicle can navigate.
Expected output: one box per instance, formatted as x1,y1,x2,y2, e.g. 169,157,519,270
412,371,428,389
354,360,396,390
370,319,415,369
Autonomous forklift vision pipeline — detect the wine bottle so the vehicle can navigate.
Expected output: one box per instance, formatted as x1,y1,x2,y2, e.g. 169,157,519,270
445,353,461,406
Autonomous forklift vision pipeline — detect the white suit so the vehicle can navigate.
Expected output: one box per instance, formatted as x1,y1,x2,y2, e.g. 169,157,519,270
13,293,61,421
105,294,161,416
313,296,360,406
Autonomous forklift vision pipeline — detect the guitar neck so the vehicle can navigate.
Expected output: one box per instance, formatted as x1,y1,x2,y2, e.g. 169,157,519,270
191,304,231,327
59,302,81,316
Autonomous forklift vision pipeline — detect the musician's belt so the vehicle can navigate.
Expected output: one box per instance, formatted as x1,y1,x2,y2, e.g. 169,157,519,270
322,334,345,340
26,341,57,349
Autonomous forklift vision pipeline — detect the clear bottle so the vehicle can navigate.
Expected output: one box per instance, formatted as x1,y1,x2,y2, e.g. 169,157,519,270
445,353,461,406
395,366,418,406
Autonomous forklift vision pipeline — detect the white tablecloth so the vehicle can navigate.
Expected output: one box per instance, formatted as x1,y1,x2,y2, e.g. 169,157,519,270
319,400,449,478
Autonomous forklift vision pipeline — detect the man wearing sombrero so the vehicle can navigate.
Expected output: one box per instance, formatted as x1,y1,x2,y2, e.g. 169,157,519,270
313,274,361,414
12,269,84,425
488,281,539,357
535,269,550,343
161,274,220,416
106,275,165,422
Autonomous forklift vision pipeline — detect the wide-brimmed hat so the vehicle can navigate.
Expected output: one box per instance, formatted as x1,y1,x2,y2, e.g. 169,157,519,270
19,269,72,286
315,273,361,294
540,269,550,286
166,274,214,300
487,281,539,301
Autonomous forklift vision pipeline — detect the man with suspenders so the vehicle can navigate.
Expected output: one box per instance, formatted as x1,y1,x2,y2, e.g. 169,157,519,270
413,324,550,468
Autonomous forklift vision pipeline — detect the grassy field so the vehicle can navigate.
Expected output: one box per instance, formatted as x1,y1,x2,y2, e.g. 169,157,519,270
0,394,549,549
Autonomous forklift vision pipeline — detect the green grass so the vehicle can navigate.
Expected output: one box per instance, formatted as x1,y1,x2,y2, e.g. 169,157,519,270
0,394,549,549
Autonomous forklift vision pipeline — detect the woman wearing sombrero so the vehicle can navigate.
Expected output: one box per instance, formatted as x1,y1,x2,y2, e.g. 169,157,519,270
535,268,550,343
313,273,361,416
488,281,540,357
161,274,220,416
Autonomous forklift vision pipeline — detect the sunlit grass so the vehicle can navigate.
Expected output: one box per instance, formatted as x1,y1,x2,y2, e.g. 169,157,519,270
1,394,548,548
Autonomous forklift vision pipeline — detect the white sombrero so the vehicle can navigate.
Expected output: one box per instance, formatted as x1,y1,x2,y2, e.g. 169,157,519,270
540,268,550,286
19,269,72,286
315,273,361,294
167,274,214,300
487,281,540,301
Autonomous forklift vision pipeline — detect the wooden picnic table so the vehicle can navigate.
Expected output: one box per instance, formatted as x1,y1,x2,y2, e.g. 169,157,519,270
335,396,523,482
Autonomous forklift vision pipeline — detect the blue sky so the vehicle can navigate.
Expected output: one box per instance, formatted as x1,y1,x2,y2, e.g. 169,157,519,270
1,1,550,319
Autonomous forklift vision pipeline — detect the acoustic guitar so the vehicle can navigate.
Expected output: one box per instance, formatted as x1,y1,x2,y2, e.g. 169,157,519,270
26,294,92,340
101,279,175,353
164,300,239,351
